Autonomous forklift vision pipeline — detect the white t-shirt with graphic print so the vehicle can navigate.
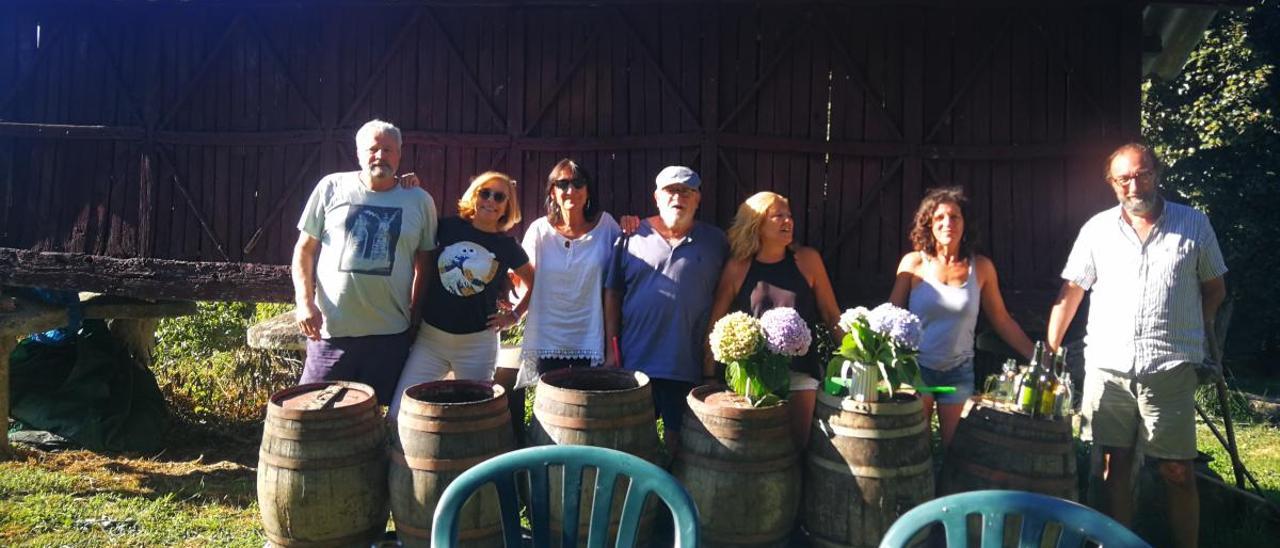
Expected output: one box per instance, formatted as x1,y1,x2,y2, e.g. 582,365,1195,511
298,171,437,338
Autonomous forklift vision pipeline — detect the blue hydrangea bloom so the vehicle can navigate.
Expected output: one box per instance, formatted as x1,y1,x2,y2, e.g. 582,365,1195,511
759,307,812,357
867,303,922,350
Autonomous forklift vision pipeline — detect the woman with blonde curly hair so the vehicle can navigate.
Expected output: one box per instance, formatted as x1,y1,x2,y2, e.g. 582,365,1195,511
708,191,842,449
889,186,1033,448
389,171,535,416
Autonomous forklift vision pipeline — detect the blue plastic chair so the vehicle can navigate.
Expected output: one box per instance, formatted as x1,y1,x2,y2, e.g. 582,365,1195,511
430,445,700,548
879,490,1151,548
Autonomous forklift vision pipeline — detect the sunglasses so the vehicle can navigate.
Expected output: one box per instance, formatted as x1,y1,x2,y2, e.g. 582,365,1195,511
553,178,588,191
478,188,508,203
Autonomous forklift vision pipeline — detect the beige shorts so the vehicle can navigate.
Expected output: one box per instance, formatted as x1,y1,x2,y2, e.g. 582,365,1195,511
1080,363,1198,461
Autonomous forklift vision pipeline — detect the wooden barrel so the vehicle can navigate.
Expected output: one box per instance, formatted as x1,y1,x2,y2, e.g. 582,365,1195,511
389,380,514,548
803,391,934,548
258,381,388,547
529,368,660,545
940,397,1078,501
673,385,801,548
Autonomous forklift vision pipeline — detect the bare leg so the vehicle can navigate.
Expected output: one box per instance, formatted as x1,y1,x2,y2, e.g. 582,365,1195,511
936,402,964,449
788,389,816,450
1159,459,1200,548
1098,445,1136,526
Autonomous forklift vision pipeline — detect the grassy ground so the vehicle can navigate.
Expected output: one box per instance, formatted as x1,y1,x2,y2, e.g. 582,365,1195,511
0,429,262,547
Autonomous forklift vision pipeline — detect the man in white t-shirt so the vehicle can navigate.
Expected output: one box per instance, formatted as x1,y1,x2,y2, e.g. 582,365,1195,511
291,119,438,404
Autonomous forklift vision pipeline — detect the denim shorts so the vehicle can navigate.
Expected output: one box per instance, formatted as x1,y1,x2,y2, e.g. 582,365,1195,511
918,361,976,405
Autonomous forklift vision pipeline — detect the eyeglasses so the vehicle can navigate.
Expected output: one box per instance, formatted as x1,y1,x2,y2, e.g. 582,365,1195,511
552,178,587,191
1108,170,1156,186
478,188,508,203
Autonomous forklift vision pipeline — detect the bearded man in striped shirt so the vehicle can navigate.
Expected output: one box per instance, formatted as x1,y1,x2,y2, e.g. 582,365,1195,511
1047,142,1227,548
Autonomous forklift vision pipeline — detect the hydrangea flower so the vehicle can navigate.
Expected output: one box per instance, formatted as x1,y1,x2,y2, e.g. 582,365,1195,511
759,307,812,357
838,306,871,333
867,303,922,350
709,311,761,363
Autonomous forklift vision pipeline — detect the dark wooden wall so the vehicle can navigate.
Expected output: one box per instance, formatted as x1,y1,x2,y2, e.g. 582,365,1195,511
0,1,1139,305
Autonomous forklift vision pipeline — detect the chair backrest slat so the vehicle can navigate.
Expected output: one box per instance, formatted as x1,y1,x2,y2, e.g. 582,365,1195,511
879,490,1151,548
613,482,647,548
586,468,620,548
431,445,700,548
1057,528,1086,548
978,512,1005,548
560,464,586,548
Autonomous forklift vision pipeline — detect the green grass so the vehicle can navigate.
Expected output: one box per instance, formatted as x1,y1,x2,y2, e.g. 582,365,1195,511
1196,422,1280,548
0,449,262,547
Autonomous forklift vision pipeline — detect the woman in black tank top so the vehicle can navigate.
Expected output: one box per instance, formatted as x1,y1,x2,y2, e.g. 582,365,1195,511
709,191,842,450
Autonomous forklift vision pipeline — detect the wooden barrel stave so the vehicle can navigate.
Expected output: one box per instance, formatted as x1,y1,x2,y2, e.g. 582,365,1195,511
528,369,660,547
258,382,388,548
940,398,1078,501
675,386,802,548
803,392,934,548
389,380,513,548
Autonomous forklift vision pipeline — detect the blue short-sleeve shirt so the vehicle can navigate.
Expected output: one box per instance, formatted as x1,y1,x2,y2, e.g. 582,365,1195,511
606,219,728,382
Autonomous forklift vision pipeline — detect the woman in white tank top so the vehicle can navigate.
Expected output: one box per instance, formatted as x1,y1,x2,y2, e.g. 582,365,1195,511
889,187,1034,449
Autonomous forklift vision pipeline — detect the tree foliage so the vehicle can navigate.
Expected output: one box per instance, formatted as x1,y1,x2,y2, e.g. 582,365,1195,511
1142,5,1280,368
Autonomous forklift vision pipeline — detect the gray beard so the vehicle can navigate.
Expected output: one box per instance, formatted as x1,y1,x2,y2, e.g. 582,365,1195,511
1122,193,1162,216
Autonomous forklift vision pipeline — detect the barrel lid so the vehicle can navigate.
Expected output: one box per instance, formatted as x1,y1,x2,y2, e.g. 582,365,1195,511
405,380,504,405
268,381,377,419
538,368,649,392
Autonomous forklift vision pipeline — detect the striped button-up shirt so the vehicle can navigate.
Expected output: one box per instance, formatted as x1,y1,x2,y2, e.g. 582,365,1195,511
1061,201,1227,376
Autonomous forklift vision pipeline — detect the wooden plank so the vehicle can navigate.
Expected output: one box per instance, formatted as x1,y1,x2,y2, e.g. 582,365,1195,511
1009,22,1032,290
989,20,1013,281
900,8,923,261
0,249,292,302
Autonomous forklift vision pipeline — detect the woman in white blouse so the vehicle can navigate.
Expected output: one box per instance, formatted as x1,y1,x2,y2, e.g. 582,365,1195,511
496,159,624,441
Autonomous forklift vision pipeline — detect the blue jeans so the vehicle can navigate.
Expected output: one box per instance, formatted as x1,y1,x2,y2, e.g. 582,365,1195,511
918,361,976,405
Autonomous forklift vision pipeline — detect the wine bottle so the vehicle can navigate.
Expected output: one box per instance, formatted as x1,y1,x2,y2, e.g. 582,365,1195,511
1053,347,1073,419
1018,342,1045,414
1037,348,1060,418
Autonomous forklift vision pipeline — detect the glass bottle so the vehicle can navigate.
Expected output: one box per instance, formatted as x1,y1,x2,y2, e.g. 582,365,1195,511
1053,348,1073,419
994,359,1018,404
1037,349,1060,418
1017,342,1046,415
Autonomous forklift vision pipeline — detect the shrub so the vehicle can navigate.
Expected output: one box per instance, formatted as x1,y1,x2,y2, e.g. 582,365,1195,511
154,302,301,424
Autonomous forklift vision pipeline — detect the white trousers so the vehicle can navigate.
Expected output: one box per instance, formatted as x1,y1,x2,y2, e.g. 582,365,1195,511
388,322,498,418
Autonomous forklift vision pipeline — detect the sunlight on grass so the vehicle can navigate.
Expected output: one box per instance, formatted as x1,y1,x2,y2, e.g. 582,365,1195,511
0,450,262,547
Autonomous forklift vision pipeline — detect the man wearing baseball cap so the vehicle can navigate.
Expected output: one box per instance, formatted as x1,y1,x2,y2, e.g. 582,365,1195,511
604,166,728,456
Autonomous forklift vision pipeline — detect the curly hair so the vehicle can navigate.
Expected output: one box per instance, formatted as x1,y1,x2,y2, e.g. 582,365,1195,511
909,186,977,258
457,171,522,232
544,158,600,226
727,191,789,261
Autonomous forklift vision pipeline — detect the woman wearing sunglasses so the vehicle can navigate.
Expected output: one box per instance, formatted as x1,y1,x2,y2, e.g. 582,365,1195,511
389,171,534,416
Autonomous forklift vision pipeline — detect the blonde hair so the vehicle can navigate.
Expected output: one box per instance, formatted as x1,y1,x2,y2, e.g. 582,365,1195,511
727,191,789,261
457,171,522,232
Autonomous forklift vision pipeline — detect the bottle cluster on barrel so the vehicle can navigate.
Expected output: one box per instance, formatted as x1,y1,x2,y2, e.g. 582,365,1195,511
982,341,1073,420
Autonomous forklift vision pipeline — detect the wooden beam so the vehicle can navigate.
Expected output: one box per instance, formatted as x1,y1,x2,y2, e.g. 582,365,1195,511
521,30,602,137
610,7,703,131
422,6,509,131
0,249,292,302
